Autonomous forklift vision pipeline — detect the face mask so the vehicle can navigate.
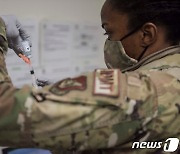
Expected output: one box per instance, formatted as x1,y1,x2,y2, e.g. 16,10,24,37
104,26,148,71
104,39,137,70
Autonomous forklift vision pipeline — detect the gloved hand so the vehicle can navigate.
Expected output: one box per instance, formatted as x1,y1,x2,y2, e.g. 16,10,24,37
1,15,32,58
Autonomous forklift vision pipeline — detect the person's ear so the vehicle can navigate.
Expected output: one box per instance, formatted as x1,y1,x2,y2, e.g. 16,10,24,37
140,23,158,47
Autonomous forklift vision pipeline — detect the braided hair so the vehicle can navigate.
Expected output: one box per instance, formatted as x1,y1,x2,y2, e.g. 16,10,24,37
107,0,180,44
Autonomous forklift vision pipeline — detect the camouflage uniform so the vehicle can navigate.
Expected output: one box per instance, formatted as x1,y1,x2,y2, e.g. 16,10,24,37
0,18,179,154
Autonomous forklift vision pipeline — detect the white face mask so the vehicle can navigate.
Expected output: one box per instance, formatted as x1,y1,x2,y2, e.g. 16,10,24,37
104,39,138,71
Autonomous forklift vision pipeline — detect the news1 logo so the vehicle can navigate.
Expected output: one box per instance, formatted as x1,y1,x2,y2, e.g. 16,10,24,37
164,138,179,152
132,138,179,152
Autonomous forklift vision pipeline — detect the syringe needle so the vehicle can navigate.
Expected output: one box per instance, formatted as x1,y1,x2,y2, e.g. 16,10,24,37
28,62,38,89
19,53,39,89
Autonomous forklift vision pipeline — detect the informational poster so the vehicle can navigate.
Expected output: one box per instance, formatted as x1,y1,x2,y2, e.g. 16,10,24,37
72,24,100,56
41,21,102,82
41,21,74,64
71,23,102,75
7,66,31,87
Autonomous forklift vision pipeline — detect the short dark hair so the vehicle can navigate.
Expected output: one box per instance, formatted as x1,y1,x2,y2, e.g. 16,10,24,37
107,0,180,44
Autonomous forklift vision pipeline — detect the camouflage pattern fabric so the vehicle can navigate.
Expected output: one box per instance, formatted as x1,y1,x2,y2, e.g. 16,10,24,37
0,17,11,83
0,18,179,154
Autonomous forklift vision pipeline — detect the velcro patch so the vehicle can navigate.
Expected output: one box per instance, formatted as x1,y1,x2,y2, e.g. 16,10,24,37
93,69,120,97
50,76,87,96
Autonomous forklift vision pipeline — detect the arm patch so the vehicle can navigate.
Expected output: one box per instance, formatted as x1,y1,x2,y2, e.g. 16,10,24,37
50,76,87,96
93,69,120,97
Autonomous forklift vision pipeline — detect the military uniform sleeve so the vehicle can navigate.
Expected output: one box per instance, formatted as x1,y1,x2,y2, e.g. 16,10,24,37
29,70,180,153
0,17,12,83
0,83,33,147
0,68,180,153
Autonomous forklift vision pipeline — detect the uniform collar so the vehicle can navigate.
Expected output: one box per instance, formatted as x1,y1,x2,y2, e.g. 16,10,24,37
122,45,180,73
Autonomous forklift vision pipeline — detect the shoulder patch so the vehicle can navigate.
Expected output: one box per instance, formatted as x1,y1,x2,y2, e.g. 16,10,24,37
93,69,120,97
50,76,87,96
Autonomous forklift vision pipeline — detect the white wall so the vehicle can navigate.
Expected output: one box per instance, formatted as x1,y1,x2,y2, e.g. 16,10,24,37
0,0,104,21
0,0,107,86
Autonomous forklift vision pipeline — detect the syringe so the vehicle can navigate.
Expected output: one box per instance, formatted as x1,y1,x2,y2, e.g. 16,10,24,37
28,61,39,89
19,54,38,89
19,41,39,89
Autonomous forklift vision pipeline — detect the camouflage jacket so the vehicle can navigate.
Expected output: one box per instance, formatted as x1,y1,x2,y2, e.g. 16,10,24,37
0,19,179,154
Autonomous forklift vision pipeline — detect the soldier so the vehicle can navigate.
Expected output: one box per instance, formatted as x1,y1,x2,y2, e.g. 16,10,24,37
0,0,180,154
